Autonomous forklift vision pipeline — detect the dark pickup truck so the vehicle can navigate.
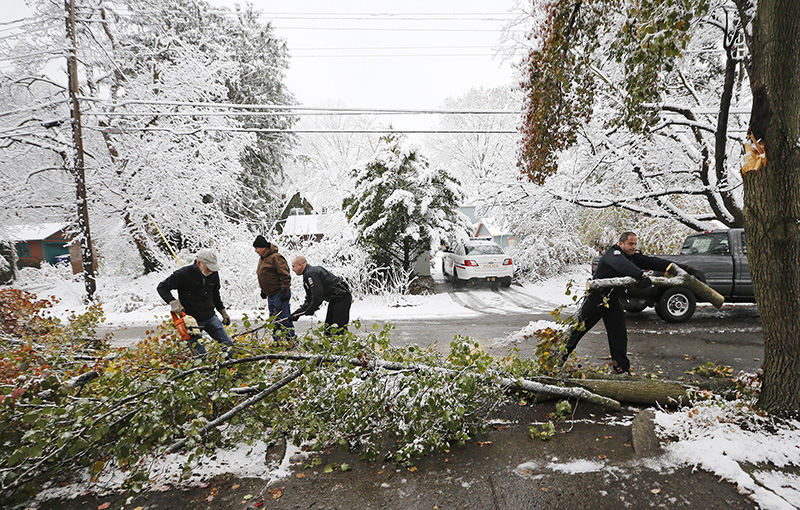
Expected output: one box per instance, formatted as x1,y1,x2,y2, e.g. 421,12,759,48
592,228,752,323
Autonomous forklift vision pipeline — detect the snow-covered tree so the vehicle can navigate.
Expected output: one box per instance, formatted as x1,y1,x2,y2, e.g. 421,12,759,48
343,134,470,275
518,0,750,231
0,0,295,274
427,86,520,202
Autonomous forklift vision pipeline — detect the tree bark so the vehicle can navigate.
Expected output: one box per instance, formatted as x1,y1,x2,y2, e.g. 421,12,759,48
744,0,800,415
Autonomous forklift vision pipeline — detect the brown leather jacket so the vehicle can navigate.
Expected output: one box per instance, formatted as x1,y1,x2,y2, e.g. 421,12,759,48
257,245,291,297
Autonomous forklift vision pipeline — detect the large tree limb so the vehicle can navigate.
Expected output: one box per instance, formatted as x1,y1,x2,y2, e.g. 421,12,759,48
215,353,622,411
165,368,302,453
586,263,724,308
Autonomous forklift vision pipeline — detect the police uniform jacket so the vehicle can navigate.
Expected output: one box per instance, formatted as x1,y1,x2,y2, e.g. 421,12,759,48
292,265,350,316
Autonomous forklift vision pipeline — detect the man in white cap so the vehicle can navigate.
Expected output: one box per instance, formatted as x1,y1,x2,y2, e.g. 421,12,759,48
157,249,234,358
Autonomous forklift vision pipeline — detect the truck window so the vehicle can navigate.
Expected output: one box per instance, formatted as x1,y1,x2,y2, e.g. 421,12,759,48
680,233,730,255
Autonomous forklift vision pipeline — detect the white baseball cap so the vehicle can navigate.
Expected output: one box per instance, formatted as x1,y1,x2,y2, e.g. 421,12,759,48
195,249,219,272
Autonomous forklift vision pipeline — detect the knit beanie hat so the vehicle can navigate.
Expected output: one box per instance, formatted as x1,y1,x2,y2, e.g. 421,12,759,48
253,235,270,248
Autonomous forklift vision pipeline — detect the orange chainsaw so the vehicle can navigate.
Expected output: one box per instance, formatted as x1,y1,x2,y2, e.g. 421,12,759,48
170,311,202,341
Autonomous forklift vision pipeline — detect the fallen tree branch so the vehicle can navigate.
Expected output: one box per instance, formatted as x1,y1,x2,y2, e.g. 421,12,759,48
586,263,724,308
38,370,99,399
164,368,303,454
213,353,622,411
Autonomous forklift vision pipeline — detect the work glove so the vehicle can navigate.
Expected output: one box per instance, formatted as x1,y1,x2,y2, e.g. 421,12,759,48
280,288,290,302
220,309,231,326
288,313,300,323
635,276,652,289
260,291,267,299
169,299,183,314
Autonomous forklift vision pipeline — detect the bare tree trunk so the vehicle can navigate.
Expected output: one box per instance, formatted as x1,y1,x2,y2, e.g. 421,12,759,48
744,0,800,415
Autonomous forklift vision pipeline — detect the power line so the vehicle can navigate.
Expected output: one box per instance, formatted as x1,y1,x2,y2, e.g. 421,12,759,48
72,18,524,32
77,97,522,114
290,53,501,58
86,126,518,135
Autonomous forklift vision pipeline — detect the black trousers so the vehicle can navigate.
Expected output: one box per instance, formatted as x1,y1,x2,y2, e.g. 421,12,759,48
324,293,352,336
564,290,630,372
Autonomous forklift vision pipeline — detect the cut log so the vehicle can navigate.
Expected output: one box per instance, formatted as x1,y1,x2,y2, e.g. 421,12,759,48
585,263,724,308
533,375,738,407
664,263,724,308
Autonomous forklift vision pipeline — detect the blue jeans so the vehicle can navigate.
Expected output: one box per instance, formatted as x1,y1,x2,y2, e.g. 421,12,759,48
189,314,234,359
267,291,295,340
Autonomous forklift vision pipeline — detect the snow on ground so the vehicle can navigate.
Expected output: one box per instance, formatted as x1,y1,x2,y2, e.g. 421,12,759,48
651,396,800,510
37,439,310,504
10,263,590,328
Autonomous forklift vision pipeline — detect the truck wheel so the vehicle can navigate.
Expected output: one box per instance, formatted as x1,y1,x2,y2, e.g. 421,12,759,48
442,259,450,281
656,287,696,323
500,277,512,288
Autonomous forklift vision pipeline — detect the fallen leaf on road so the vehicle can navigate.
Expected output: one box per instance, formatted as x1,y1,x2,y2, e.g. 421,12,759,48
651,488,661,494
340,463,351,471
604,436,612,439
231,484,240,490
98,503,111,510
540,487,548,492
323,463,335,473
269,488,283,500
243,494,253,501
477,441,492,446
598,454,607,460
295,473,305,479
408,466,418,472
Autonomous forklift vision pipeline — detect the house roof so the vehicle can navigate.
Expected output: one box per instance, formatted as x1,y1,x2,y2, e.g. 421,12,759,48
282,214,332,236
1,223,68,242
474,217,511,237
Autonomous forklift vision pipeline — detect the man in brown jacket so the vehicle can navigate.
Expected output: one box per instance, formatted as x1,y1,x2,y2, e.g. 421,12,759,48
254,235,295,341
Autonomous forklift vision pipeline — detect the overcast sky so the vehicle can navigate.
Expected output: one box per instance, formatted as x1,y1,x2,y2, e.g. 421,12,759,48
206,0,523,109
3,0,523,109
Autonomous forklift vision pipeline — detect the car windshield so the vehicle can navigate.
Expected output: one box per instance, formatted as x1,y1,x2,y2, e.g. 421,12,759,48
680,233,730,255
465,244,504,255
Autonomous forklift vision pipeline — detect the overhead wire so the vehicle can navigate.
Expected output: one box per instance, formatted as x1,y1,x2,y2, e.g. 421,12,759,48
76,97,521,114
83,126,518,135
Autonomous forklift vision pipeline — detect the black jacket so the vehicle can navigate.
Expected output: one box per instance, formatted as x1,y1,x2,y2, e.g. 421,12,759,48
157,262,224,322
594,245,672,280
292,265,350,316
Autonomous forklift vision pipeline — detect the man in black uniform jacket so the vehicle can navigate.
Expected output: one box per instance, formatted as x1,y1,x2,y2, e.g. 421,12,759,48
288,256,352,336
562,232,674,374
157,249,234,358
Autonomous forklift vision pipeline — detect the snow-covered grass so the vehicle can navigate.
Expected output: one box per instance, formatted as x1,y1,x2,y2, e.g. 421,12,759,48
652,391,800,510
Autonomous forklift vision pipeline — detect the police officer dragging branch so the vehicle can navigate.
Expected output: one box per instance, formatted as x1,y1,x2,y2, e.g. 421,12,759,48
157,249,234,359
288,256,352,336
253,235,295,341
561,232,686,374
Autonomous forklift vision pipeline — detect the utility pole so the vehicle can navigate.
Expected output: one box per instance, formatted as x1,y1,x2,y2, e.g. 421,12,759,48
65,0,97,299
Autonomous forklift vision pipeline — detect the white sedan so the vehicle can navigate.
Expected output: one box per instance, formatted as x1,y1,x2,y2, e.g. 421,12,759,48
442,239,513,287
